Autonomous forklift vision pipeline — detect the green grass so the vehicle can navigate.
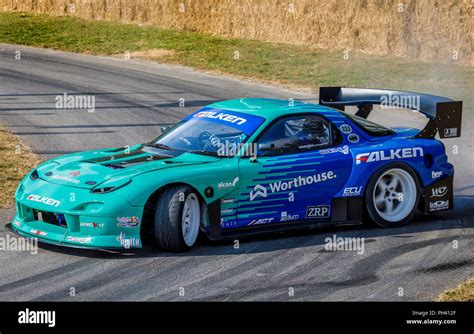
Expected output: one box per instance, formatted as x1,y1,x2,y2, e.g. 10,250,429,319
0,11,472,109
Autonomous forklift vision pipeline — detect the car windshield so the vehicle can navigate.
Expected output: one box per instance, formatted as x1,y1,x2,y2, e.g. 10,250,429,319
345,113,395,136
150,109,265,157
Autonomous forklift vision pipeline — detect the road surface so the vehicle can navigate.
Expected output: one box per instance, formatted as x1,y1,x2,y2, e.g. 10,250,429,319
0,44,472,301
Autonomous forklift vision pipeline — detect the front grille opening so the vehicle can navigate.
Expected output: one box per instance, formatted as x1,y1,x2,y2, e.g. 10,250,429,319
33,210,67,228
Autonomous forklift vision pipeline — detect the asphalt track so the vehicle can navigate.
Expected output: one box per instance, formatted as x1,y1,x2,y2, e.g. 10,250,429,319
0,44,472,301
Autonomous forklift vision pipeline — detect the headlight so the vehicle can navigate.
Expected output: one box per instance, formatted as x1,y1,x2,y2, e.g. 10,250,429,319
30,170,39,180
90,179,131,194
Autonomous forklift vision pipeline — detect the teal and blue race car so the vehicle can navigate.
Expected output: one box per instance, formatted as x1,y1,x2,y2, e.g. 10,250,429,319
9,87,462,251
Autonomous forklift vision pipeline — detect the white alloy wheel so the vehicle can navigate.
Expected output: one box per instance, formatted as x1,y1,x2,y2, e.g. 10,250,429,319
181,193,200,247
373,168,417,223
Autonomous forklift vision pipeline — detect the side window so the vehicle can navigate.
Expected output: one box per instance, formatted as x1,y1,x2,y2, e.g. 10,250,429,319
257,115,333,156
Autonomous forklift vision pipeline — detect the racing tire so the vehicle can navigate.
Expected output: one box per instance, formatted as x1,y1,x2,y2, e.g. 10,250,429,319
365,163,420,228
154,185,201,251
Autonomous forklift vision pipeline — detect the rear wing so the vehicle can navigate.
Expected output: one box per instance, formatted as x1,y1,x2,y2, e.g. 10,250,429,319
319,87,462,139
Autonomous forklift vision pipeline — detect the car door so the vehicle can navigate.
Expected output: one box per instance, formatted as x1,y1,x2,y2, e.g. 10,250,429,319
236,113,353,228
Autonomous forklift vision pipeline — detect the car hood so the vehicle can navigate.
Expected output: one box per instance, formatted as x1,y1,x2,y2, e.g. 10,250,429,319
36,144,220,189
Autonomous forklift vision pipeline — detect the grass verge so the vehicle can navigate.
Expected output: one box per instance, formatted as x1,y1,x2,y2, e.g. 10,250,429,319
0,125,40,208
438,278,474,301
0,12,472,108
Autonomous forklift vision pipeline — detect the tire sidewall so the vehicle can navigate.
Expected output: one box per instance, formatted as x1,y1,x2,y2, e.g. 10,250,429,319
154,186,200,251
365,162,420,227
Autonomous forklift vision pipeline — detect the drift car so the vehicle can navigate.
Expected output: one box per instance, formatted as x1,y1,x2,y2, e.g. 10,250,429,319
9,87,462,251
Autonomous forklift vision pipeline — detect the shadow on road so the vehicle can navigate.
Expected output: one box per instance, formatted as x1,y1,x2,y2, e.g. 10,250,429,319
28,195,474,260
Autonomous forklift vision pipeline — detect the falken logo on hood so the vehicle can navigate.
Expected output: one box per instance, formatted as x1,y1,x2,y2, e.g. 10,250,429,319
356,147,423,164
27,194,61,207
185,107,265,135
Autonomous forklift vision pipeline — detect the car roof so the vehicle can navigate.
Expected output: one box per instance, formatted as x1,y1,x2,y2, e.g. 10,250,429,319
206,98,342,119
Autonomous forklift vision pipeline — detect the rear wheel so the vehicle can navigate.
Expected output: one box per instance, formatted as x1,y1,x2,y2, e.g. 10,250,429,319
154,186,201,251
366,164,420,227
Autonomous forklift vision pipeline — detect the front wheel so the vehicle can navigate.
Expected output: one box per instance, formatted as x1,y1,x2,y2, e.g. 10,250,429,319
154,186,201,251
366,164,420,227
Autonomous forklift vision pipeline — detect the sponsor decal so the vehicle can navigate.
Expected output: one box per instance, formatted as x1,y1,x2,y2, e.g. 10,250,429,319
280,211,299,222
12,220,21,227
220,208,234,214
218,177,239,189
66,236,92,244
221,198,235,204
116,216,140,228
80,222,104,228
30,229,47,237
116,232,140,249
299,143,322,150
356,147,423,164
50,174,80,184
27,194,61,208
248,217,274,226
432,171,443,179
319,145,349,155
343,186,363,197
429,200,449,212
347,133,360,143
339,124,353,134
431,186,448,198
18,308,56,328
306,205,330,218
194,111,247,125
185,107,265,135
220,219,238,228
250,171,336,201
444,128,458,138
69,171,80,177
249,184,268,201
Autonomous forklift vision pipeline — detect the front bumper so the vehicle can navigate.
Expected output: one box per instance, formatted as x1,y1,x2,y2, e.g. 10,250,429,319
11,178,143,250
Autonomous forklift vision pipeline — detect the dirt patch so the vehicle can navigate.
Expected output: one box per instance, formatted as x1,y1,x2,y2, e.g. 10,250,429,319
438,278,474,301
0,125,40,208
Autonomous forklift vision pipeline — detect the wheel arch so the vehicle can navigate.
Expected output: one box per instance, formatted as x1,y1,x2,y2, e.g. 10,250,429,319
362,161,424,203
140,182,206,240
363,161,422,227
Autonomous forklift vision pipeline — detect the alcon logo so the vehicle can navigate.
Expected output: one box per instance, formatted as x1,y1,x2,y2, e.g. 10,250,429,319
218,177,239,189
356,147,423,164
